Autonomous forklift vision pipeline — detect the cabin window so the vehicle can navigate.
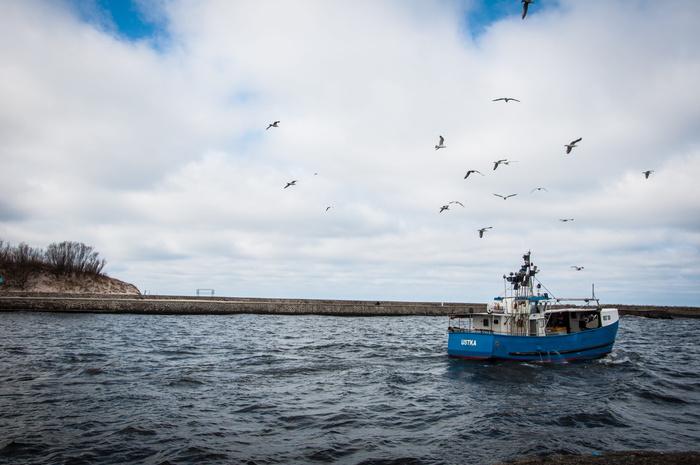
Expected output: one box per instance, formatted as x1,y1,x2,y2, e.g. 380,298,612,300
549,313,566,328
493,319,499,324
483,319,489,327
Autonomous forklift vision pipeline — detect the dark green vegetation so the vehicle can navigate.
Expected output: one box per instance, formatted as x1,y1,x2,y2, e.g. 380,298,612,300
0,239,107,290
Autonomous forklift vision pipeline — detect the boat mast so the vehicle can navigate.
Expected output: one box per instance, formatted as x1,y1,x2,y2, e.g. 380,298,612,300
501,251,538,335
507,251,536,300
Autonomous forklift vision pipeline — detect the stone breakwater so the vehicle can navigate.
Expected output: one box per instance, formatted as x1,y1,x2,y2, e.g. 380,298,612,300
0,292,698,318
0,293,480,316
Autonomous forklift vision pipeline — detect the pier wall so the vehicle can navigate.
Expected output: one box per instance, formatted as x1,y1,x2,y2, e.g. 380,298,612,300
0,293,697,318
0,293,485,316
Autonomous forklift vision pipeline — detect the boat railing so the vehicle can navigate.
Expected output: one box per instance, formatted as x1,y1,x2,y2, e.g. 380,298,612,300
448,326,495,334
552,298,600,305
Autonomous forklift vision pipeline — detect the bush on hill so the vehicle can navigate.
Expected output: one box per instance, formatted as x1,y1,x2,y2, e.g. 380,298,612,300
0,239,107,290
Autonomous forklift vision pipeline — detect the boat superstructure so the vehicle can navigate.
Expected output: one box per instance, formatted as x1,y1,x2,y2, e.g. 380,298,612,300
447,252,619,361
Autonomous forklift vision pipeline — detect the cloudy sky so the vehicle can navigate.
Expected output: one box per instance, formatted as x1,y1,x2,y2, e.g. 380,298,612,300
1,0,699,306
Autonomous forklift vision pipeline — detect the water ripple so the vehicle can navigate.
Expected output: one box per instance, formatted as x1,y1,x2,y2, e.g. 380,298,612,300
1,313,699,464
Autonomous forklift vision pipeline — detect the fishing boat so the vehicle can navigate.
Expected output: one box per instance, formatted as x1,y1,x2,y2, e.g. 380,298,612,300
447,251,619,362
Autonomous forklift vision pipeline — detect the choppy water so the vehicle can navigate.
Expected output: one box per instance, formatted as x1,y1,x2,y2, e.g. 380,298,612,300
1,312,699,465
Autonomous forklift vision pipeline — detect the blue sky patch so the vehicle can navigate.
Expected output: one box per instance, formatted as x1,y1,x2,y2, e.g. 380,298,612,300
66,0,167,44
463,0,517,38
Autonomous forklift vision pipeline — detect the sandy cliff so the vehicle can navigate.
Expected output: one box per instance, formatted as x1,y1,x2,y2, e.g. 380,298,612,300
1,271,140,295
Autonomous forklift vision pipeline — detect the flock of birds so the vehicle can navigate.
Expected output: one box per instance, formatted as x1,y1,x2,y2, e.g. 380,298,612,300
431,129,592,239
428,126,653,248
267,1,656,272
270,110,646,249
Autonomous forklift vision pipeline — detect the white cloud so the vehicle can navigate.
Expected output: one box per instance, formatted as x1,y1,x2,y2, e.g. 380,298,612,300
1,0,699,305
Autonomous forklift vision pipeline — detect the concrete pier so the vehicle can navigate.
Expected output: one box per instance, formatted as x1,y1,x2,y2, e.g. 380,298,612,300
0,292,697,318
0,293,485,316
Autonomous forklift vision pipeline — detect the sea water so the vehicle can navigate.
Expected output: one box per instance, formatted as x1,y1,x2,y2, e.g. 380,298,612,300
1,312,699,464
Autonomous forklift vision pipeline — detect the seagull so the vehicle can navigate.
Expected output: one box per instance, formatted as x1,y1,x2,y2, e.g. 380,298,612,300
559,218,574,222
643,170,654,179
284,180,297,189
435,135,446,150
522,0,534,19
565,137,582,154
325,206,332,211
493,97,520,103
571,266,584,271
478,227,492,238
464,170,484,179
530,187,548,193
494,193,517,200
449,201,465,207
439,205,450,213
266,121,280,130
493,159,515,170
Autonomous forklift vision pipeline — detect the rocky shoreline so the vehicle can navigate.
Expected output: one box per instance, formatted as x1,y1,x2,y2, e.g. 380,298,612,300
493,450,700,464
0,292,698,318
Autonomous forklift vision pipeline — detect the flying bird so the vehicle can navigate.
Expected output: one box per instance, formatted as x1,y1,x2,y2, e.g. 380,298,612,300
284,180,297,189
478,227,492,238
530,187,548,193
325,206,332,211
493,97,520,103
493,159,515,170
435,135,446,150
439,205,450,213
643,170,654,179
266,121,280,130
565,137,582,154
559,218,574,222
494,193,517,200
522,0,534,19
571,266,584,271
449,201,465,207
464,170,484,179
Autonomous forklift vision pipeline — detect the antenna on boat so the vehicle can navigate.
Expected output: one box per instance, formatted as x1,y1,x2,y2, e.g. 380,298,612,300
592,283,596,300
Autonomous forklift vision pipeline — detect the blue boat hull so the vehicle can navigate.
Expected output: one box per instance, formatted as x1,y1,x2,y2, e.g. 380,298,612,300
447,321,619,362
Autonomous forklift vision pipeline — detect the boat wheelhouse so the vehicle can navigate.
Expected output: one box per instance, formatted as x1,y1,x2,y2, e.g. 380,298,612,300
447,252,619,362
